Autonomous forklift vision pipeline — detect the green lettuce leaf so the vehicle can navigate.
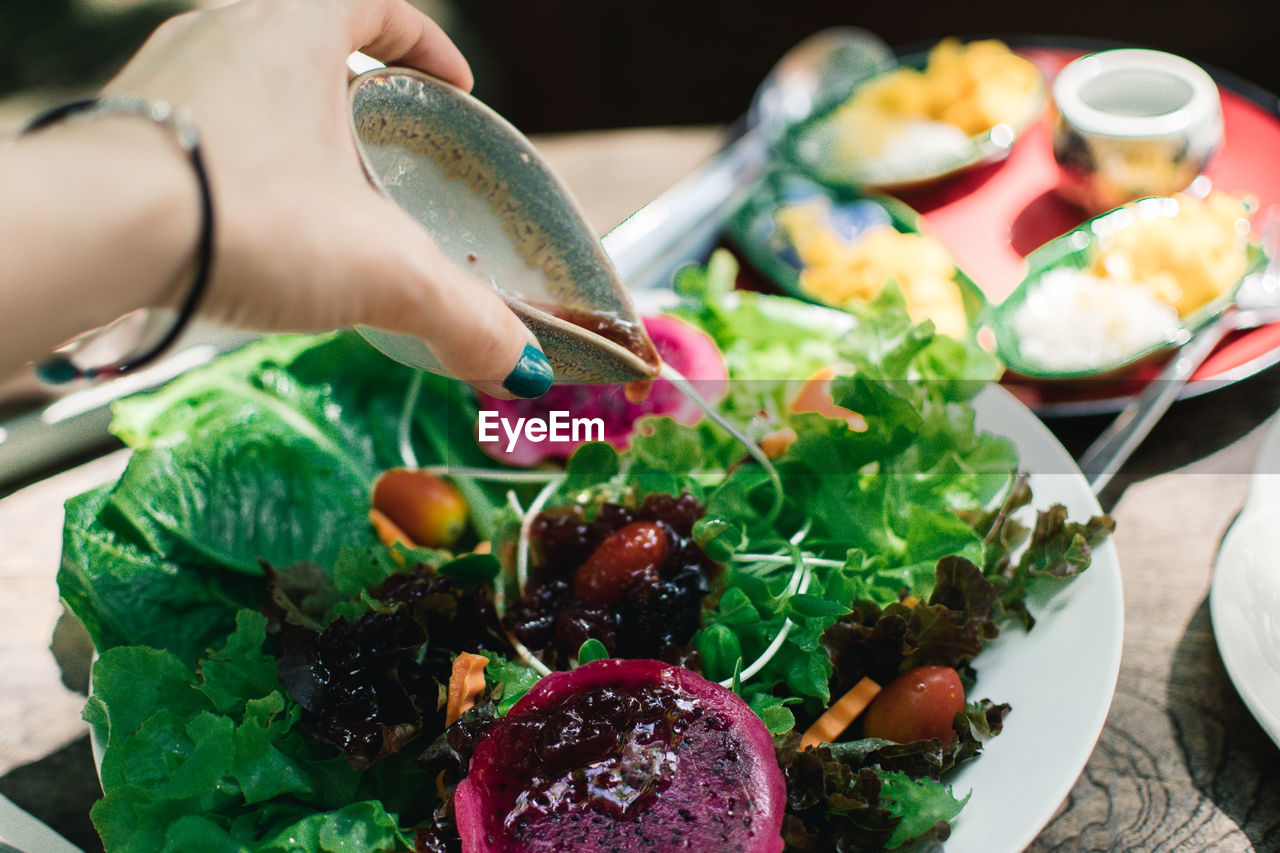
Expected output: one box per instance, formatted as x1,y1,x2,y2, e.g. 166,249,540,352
774,725,980,852
483,652,542,716
961,474,1117,628
880,769,967,849
59,485,260,665
776,732,954,852
60,332,509,660
85,610,417,853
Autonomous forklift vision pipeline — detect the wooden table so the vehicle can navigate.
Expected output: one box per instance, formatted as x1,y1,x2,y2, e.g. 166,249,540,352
3,126,1280,852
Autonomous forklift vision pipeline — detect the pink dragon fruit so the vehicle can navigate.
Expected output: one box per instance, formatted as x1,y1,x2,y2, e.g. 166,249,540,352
454,658,786,853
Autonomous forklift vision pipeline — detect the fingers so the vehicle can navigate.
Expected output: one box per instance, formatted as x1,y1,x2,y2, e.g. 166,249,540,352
340,0,473,90
420,266,554,401
354,202,552,399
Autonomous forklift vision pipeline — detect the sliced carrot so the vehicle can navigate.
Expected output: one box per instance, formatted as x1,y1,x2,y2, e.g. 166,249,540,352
902,595,920,609
370,507,415,550
472,540,492,555
800,676,882,749
790,366,847,416
445,652,491,726
790,366,868,432
760,427,798,459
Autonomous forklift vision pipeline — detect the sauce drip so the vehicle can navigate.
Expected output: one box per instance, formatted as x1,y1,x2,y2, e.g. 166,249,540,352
623,379,653,403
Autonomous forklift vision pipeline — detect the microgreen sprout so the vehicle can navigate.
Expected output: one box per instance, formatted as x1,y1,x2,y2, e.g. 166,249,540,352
732,553,846,569
659,361,784,522
507,634,553,677
517,475,566,596
397,370,426,469
720,547,814,688
714,522,821,688
503,475,568,676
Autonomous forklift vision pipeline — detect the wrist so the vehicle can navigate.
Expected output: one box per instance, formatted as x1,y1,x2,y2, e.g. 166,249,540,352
6,111,201,337
62,114,199,313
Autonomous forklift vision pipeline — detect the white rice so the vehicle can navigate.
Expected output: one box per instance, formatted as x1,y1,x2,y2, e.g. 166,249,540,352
853,120,973,185
813,116,973,186
1012,268,1179,372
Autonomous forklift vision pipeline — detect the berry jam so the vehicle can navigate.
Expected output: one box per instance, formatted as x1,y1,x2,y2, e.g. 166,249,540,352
503,494,717,668
486,683,687,827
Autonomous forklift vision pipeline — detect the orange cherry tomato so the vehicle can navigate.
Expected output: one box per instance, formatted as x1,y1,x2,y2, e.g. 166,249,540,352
861,665,965,748
372,469,468,549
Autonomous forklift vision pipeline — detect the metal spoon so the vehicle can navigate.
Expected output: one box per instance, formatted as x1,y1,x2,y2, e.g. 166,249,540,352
600,28,894,290
1080,211,1280,494
0,794,83,853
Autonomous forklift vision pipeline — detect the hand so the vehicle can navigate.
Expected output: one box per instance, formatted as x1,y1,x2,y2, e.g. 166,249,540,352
106,0,550,399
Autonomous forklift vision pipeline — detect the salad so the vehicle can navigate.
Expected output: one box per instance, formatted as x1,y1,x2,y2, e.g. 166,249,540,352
60,251,1113,852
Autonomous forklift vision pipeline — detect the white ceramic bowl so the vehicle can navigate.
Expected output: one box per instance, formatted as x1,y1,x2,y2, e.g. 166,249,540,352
1052,49,1223,212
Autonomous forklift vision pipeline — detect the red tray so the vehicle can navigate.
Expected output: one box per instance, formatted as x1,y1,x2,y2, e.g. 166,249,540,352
895,47,1280,416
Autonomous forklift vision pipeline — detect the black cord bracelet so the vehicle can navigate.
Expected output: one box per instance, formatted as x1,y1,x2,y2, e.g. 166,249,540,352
21,95,214,383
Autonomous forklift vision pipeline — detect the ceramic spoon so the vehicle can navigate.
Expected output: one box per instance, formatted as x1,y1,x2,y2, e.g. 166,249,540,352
349,68,663,384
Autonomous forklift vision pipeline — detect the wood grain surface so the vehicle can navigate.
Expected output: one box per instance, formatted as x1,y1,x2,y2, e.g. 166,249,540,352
1031,367,1280,852
4,125,1280,853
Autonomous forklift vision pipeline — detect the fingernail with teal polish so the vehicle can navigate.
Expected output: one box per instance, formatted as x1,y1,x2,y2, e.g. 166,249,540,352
503,344,554,398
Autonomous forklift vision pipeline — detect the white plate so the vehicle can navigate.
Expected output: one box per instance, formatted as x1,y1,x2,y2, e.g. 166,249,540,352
1210,413,1280,748
949,385,1123,852
90,298,1124,852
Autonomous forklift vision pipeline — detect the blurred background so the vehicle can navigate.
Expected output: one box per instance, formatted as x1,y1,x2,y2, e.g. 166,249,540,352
2,0,1279,138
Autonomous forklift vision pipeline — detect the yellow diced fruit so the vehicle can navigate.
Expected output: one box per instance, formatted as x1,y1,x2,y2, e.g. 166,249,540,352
777,205,968,336
1092,191,1251,316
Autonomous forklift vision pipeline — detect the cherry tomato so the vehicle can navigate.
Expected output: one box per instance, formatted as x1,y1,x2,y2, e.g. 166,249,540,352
862,665,965,748
372,469,468,548
573,521,668,605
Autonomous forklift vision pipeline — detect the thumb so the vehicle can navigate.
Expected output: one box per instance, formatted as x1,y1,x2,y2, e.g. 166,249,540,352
356,203,553,400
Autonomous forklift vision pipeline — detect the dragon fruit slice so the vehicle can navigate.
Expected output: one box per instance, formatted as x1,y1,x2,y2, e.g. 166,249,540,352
453,658,785,853
478,315,727,466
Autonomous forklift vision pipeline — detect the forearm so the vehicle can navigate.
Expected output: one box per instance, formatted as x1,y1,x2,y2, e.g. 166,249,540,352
0,0,543,399
0,116,198,378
